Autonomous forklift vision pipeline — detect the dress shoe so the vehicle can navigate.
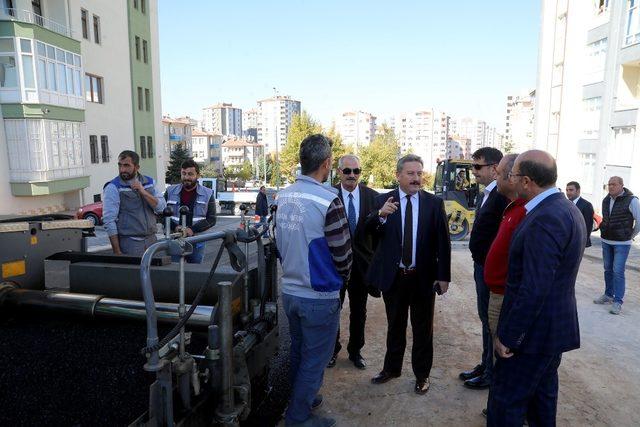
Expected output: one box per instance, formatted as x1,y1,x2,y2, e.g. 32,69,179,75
459,364,484,381
349,354,366,370
464,375,491,390
371,371,400,384
415,377,430,395
311,394,323,411
326,354,337,368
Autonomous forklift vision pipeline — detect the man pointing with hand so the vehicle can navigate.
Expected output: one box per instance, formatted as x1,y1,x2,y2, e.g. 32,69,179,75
366,154,451,395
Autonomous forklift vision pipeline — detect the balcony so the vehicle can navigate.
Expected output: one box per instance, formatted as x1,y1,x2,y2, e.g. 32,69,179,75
169,133,184,141
1,8,72,39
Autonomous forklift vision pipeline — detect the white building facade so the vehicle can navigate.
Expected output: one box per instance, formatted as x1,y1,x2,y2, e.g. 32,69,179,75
535,0,640,205
191,128,223,175
0,0,162,214
505,90,535,154
256,95,301,155
337,111,376,151
202,103,242,137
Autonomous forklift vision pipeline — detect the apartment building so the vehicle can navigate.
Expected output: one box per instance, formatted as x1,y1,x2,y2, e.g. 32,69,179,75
162,115,192,159
202,103,242,137
242,107,257,142
256,95,301,155
0,0,162,213
191,128,222,175
505,90,535,154
388,109,450,172
536,0,640,204
337,111,376,151
221,137,263,168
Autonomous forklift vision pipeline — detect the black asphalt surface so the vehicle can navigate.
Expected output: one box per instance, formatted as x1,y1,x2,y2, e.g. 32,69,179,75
0,218,291,426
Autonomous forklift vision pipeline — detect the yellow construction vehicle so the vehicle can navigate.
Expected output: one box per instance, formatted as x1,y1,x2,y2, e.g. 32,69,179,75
433,159,479,240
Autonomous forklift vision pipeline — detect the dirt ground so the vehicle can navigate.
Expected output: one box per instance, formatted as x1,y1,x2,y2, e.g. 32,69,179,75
307,243,640,426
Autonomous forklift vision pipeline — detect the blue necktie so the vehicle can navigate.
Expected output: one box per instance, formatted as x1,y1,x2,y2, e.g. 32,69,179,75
348,193,357,235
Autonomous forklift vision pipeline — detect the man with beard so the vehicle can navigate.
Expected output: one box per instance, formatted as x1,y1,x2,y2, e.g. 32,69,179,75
164,159,217,263
276,134,352,427
103,150,166,256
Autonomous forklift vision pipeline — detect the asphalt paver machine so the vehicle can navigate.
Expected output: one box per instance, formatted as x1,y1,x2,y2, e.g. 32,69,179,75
0,206,281,426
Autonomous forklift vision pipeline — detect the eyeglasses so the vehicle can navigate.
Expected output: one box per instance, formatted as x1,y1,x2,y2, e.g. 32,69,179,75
341,168,361,175
472,163,496,171
508,172,525,178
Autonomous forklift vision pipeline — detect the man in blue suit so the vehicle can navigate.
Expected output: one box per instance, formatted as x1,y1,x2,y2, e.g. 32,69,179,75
488,150,586,426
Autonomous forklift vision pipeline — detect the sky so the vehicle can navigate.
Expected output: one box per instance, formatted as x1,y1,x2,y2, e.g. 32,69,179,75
158,0,540,131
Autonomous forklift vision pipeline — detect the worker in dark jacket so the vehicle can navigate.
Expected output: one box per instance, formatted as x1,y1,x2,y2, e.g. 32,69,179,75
593,176,640,315
255,186,269,223
164,159,216,263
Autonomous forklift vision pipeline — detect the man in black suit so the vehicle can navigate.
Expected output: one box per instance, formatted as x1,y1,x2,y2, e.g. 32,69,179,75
327,154,379,370
565,181,594,247
367,154,451,395
460,147,509,390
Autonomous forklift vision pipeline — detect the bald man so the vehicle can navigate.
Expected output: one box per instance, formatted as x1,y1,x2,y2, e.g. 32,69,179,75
594,176,640,315
487,150,586,426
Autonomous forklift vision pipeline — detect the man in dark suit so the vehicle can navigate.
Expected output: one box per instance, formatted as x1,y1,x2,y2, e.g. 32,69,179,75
255,186,269,223
460,147,509,390
327,154,379,370
565,181,594,247
367,154,451,395
488,150,585,426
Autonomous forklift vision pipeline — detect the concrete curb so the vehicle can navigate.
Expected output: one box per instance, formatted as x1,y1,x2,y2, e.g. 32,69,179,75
583,253,640,273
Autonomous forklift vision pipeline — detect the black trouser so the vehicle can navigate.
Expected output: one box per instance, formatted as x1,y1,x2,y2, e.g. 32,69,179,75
333,270,369,357
382,271,435,380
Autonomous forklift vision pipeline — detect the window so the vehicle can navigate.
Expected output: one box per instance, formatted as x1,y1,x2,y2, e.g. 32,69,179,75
89,135,99,163
101,135,110,162
93,15,100,44
145,88,150,111
85,74,103,103
147,136,154,158
140,136,147,158
135,36,140,60
81,9,88,39
133,0,138,9
93,193,101,203
583,97,602,138
137,86,143,110
31,0,42,16
141,0,146,14
627,0,640,45
142,39,148,63
36,41,82,97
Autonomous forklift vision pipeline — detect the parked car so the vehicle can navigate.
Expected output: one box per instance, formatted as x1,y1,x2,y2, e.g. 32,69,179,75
76,201,103,225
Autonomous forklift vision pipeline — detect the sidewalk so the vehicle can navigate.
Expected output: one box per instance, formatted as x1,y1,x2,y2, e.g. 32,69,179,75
584,235,640,272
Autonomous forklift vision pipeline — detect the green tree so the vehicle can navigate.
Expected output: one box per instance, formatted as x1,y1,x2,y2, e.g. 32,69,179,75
200,162,221,178
256,153,275,184
360,125,399,188
238,160,253,180
165,143,190,184
280,111,322,183
502,139,515,154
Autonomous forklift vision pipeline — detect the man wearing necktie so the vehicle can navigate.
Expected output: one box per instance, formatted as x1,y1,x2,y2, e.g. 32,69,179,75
328,155,379,370
366,154,451,395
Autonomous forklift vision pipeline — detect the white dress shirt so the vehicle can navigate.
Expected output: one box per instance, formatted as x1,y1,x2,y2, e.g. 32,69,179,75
572,196,581,205
398,188,419,268
340,184,360,225
480,180,497,208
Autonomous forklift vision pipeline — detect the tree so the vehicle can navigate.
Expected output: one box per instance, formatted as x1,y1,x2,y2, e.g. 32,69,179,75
502,139,515,154
256,153,275,184
200,162,221,178
238,160,253,181
166,143,190,184
360,125,399,188
280,111,322,183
